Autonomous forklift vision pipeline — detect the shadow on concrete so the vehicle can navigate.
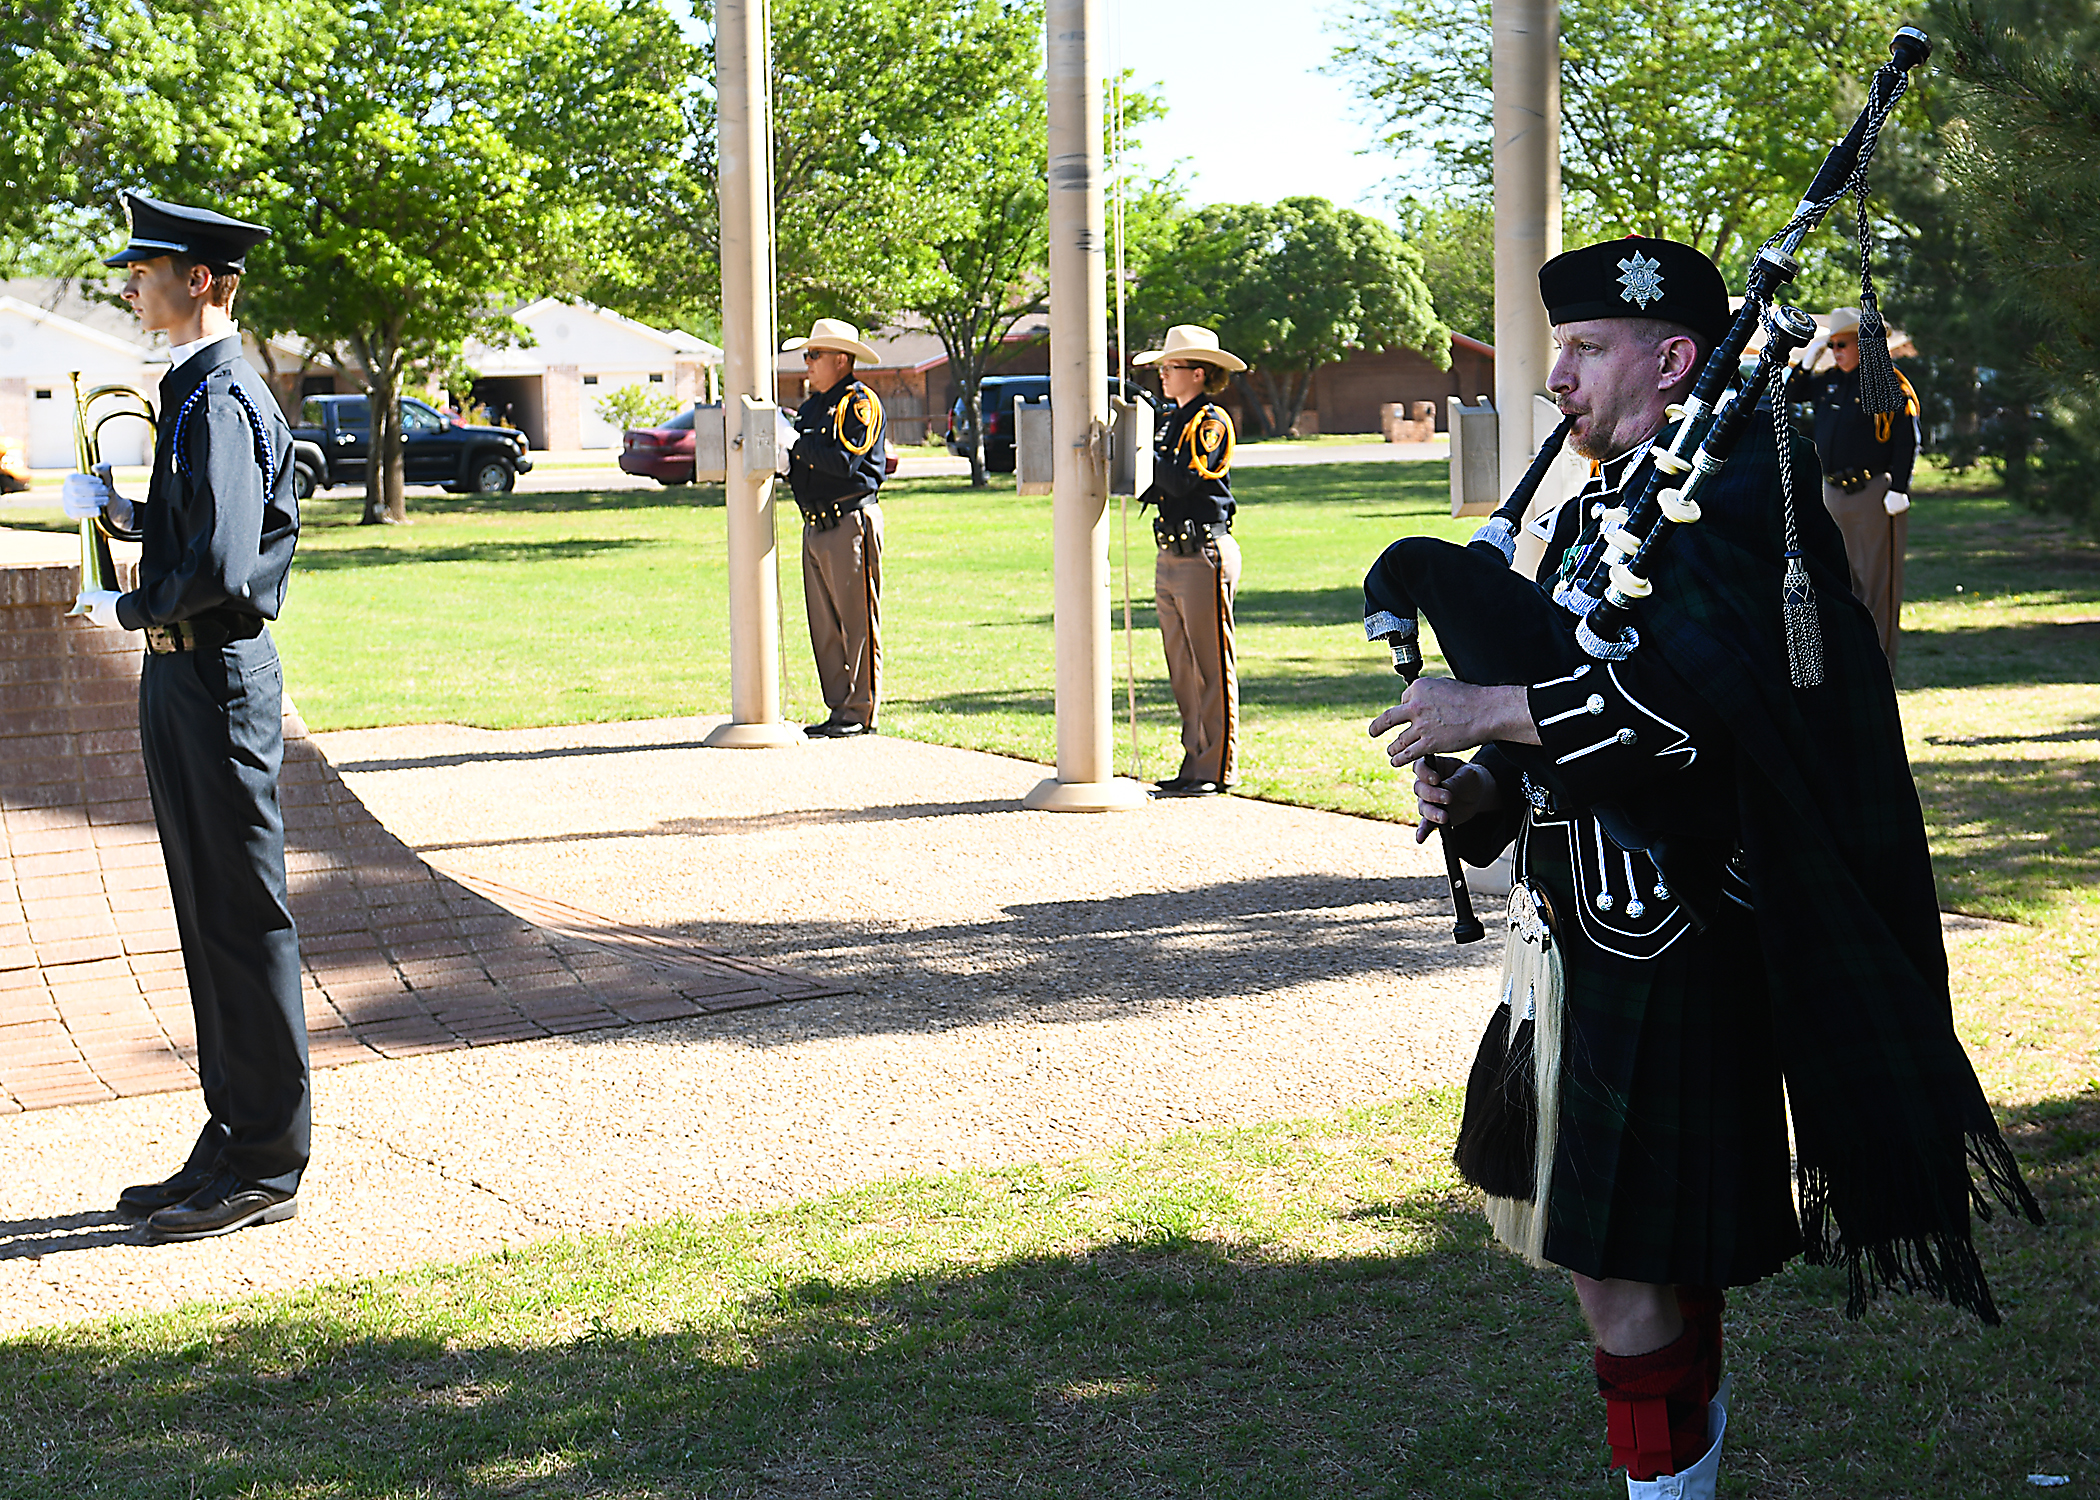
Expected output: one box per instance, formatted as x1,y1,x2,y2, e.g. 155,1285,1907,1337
0,1211,141,1261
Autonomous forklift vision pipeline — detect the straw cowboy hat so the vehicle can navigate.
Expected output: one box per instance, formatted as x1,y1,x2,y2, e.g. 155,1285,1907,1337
782,317,879,364
1133,324,1247,373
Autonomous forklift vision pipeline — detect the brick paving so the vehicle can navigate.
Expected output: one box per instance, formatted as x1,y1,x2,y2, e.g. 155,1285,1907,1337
0,536,846,1115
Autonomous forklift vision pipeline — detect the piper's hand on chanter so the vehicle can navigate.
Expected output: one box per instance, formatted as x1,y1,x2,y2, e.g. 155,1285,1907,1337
1411,757,1501,844
1369,678,1539,769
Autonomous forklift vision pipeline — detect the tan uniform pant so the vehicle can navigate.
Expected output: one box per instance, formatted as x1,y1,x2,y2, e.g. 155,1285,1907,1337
802,502,882,729
1822,474,1906,664
1154,533,1240,785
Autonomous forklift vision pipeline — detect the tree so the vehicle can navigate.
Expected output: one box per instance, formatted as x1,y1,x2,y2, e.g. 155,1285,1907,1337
1395,195,1493,343
1327,0,1907,281
1,0,320,268
238,0,701,524
1129,198,1447,438
1930,0,2100,527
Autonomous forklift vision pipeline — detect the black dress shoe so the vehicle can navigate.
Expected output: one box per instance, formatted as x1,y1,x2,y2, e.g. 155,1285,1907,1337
145,1168,297,1242
117,1160,222,1220
806,719,872,739
1158,779,1223,798
1152,777,1188,795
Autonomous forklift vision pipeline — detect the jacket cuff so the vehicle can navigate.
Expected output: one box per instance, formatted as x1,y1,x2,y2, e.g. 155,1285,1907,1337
114,592,148,632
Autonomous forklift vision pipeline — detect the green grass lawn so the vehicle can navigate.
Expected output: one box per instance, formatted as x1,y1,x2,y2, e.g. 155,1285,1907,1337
1,1088,2090,1498
3,463,2091,1497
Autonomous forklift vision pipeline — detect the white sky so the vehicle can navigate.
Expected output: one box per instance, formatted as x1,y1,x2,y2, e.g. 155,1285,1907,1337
1105,0,1410,223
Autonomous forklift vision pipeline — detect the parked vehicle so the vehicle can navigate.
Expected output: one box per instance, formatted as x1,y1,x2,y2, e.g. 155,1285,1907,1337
945,376,1157,472
290,394,532,497
623,405,899,485
0,434,29,494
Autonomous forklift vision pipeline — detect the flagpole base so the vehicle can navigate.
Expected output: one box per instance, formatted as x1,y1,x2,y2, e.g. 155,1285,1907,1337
703,720,806,750
1023,776,1150,813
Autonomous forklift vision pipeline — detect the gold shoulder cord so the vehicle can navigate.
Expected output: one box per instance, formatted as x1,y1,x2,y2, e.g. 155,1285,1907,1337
836,384,885,457
1178,401,1234,481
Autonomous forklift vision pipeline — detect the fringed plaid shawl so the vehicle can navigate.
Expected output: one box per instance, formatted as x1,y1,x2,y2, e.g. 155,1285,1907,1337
1637,420,2042,1322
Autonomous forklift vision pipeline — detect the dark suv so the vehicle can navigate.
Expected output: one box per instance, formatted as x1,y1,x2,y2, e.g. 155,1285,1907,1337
291,394,533,497
945,377,1157,473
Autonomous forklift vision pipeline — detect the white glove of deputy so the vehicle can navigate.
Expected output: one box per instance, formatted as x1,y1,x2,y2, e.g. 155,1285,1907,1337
61,471,112,519
1884,489,1911,516
75,590,126,629
773,410,799,476
1792,333,1830,368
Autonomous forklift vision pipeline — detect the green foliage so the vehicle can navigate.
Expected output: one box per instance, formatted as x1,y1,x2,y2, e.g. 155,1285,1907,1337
1394,196,1493,342
1930,0,2100,528
1328,0,1906,279
1130,198,1446,437
595,382,682,433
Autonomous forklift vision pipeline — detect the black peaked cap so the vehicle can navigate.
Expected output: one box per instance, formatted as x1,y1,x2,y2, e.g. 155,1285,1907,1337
1539,236,1731,346
103,191,270,273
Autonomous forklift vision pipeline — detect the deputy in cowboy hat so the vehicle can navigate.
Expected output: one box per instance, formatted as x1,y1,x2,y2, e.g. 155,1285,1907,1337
1787,307,1920,662
1133,324,1246,795
780,317,887,737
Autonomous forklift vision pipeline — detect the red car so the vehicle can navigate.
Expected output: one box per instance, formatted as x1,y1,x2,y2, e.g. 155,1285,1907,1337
621,407,898,485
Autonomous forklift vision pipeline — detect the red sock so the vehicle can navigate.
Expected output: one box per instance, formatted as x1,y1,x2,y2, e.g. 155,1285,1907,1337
1596,1324,1712,1479
1675,1285,1726,1402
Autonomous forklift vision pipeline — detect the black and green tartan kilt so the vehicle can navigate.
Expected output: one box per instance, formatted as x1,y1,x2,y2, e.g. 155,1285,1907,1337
1519,828,1804,1289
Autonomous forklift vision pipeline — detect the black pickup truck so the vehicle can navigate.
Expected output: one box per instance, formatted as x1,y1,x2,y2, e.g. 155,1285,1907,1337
290,394,533,498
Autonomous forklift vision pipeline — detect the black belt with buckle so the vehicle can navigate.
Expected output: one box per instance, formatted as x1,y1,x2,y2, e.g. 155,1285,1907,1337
143,614,265,655
1154,517,1231,555
1826,467,1878,494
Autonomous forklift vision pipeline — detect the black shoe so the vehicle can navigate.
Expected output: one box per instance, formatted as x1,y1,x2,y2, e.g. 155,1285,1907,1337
144,1168,297,1242
1151,777,1188,795
1159,779,1223,798
805,719,872,739
116,1160,221,1220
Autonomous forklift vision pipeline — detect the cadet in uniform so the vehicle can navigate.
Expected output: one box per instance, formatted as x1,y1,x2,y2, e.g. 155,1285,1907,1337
65,192,307,1241
1786,307,1920,662
780,318,887,738
1133,325,1245,796
1374,238,2037,1497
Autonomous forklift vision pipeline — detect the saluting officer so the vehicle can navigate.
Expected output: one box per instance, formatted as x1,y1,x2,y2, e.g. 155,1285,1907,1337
1786,306,1920,663
780,318,887,738
1134,325,1245,797
64,192,308,1241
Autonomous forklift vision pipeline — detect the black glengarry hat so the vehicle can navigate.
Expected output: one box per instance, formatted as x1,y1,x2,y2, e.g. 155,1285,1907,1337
1539,236,1730,346
103,191,271,273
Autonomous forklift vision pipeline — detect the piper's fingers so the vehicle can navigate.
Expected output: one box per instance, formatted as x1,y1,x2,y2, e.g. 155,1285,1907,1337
1368,703,1412,738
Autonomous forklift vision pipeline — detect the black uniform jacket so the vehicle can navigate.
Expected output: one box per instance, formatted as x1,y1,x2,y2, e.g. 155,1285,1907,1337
1786,364,1918,491
115,336,299,631
787,377,886,514
1441,417,2038,1320
1140,397,1236,530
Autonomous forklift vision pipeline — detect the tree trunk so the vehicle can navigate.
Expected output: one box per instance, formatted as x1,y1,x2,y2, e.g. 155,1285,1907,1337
1229,371,1271,438
362,330,409,525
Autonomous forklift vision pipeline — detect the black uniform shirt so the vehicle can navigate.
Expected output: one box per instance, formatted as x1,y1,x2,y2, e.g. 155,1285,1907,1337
787,376,886,513
115,336,299,631
1787,365,1918,492
1143,397,1236,529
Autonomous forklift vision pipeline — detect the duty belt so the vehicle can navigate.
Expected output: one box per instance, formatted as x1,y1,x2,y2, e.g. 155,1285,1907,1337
143,614,264,655
1826,467,1879,494
800,500,863,532
1154,517,1230,556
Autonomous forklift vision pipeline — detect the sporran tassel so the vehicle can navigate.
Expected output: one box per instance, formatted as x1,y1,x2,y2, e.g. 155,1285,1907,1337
1468,883,1563,1268
1783,553,1826,688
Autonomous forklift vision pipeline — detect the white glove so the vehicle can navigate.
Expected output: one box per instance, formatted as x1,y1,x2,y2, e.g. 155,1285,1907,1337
774,408,800,452
1791,334,1829,368
61,471,112,519
75,590,127,629
1884,489,1910,516
773,443,792,478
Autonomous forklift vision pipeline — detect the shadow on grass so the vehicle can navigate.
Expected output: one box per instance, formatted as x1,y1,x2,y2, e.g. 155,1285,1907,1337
1911,753,2100,915
293,537,657,571
1232,461,1449,510
1902,622,2100,690
0,1090,2089,1499
304,486,727,521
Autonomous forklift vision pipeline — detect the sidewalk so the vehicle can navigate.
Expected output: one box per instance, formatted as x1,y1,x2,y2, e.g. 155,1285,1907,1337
0,718,1495,1334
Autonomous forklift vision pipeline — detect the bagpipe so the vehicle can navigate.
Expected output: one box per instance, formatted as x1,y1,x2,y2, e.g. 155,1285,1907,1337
1365,26,1932,945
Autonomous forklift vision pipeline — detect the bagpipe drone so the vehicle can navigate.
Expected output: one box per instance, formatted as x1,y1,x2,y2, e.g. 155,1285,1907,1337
1365,26,1933,945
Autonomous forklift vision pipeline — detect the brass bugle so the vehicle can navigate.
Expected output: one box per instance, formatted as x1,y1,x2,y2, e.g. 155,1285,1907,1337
66,371,151,614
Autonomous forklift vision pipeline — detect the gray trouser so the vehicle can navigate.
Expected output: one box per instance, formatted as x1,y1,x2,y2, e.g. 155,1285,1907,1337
139,631,309,1193
1822,474,1906,664
1154,533,1240,784
802,502,883,728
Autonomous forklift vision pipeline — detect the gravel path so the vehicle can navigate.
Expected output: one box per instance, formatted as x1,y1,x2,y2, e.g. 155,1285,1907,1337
0,718,1496,1334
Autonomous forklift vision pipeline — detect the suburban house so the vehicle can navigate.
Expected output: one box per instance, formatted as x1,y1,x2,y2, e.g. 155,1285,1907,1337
0,279,166,468
461,299,721,451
